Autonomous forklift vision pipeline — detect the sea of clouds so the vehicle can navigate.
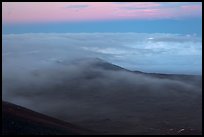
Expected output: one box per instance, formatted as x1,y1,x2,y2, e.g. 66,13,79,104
2,33,202,75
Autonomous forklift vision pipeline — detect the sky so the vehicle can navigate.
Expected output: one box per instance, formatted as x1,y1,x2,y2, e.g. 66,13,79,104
2,2,202,75
2,2,202,35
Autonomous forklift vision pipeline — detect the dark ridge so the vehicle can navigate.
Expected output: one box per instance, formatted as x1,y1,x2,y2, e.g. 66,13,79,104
91,58,201,80
55,57,201,78
133,70,202,84
92,60,127,71
77,57,201,77
90,58,201,86
53,57,201,84
2,101,97,135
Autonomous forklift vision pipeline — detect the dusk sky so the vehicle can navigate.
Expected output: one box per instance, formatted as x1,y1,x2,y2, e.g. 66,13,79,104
2,2,202,35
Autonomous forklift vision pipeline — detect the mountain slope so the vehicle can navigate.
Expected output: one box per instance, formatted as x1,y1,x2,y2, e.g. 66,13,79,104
2,101,96,135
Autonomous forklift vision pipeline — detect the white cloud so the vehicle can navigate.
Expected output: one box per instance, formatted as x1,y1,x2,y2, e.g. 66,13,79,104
82,47,129,55
2,33,202,75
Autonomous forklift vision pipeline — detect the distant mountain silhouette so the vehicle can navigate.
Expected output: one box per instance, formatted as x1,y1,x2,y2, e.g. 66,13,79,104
73,57,201,81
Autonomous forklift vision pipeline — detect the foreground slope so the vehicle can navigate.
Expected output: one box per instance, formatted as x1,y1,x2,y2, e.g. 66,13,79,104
2,101,95,135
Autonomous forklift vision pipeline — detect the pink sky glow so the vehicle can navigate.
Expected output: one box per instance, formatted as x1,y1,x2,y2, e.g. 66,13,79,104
2,2,202,24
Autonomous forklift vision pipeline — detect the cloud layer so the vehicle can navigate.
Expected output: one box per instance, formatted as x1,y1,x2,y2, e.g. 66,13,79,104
2,33,202,75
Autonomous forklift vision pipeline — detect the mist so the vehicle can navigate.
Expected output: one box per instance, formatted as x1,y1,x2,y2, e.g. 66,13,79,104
2,58,202,134
2,33,202,134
